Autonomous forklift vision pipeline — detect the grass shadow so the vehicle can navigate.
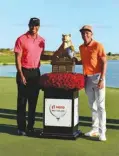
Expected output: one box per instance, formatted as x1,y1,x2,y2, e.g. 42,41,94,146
0,108,119,131
0,124,18,135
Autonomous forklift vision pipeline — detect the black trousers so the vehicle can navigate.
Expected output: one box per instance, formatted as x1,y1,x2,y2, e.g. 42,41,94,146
16,68,40,131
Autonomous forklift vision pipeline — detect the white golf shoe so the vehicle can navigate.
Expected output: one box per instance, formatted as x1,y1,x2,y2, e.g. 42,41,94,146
85,129,99,137
99,133,106,141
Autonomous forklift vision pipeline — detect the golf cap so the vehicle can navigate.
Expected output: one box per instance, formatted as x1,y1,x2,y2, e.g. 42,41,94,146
29,17,40,26
80,25,93,33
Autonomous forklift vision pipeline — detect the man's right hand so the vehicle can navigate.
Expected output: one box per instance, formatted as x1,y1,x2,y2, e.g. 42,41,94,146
15,53,27,85
20,74,27,85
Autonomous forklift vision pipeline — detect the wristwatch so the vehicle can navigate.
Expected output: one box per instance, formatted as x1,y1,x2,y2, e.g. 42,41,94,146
100,78,104,81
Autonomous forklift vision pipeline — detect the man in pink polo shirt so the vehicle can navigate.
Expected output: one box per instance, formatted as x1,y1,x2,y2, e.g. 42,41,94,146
14,17,48,136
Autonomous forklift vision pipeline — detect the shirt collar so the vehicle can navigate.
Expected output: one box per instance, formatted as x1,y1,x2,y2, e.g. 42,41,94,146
83,39,94,47
26,31,39,39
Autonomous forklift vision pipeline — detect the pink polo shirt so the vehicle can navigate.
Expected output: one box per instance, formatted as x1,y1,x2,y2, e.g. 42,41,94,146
14,31,45,68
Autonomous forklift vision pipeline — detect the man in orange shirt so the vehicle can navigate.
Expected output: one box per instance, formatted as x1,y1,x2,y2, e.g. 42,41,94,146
76,25,107,141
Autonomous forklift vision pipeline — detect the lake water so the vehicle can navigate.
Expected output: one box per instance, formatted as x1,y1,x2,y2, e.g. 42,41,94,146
0,60,119,88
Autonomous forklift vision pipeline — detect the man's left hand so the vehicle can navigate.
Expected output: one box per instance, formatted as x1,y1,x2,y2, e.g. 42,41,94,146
98,80,104,89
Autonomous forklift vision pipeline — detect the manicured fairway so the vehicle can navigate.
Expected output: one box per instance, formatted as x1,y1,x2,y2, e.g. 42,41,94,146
0,78,119,156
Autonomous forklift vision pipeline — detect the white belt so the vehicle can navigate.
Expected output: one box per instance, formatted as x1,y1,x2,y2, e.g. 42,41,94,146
86,73,100,77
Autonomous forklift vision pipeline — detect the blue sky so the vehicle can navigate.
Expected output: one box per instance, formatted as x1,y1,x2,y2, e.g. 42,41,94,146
0,0,119,53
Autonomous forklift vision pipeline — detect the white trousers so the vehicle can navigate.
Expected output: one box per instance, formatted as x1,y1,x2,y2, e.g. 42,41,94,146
85,73,106,134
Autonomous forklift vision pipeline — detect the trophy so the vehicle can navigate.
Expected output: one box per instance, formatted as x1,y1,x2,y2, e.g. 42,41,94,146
51,34,75,72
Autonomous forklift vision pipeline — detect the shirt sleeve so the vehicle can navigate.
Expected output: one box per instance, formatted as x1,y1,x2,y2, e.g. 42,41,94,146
14,38,23,53
98,44,106,58
79,46,82,60
43,39,45,52
39,38,45,54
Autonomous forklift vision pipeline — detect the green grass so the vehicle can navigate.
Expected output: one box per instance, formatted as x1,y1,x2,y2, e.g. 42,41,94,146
0,55,15,64
0,77,119,156
0,55,50,65
0,52,119,65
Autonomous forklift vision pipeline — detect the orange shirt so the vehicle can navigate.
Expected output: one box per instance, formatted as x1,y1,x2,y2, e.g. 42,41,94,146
79,40,106,75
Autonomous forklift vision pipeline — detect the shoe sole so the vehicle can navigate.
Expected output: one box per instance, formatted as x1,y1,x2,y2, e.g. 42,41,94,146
85,133,99,137
99,138,106,141
17,132,26,136
99,139,106,141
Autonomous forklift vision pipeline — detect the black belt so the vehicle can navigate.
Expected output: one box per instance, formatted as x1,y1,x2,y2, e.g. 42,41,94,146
22,67,39,71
